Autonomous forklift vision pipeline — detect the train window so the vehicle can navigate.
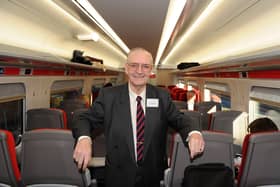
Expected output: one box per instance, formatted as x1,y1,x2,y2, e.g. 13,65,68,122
50,89,83,108
204,82,231,110
0,83,25,144
50,80,84,108
249,86,280,128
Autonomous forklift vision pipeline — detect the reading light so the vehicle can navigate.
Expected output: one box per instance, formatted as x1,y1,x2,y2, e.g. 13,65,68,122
77,32,100,42
72,0,130,54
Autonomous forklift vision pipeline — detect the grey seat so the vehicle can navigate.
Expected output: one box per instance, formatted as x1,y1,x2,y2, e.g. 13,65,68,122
72,108,105,186
164,131,234,187
26,108,67,131
209,110,243,134
172,100,187,110
210,110,248,149
0,130,21,187
238,132,280,187
58,99,88,129
180,110,202,130
21,129,95,187
194,101,222,112
194,101,222,130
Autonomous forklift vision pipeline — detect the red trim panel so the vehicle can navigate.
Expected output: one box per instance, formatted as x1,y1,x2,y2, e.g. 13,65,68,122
3,67,20,75
33,69,65,76
218,72,239,78
248,70,280,78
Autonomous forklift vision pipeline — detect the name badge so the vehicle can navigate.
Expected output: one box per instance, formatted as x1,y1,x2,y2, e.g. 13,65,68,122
147,98,159,108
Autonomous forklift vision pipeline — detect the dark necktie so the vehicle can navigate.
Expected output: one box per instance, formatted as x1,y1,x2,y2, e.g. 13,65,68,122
136,96,145,162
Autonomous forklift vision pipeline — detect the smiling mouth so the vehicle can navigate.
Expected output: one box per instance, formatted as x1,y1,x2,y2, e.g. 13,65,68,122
133,74,145,78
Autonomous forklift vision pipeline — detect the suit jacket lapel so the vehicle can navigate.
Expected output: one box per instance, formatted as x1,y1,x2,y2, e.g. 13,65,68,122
119,84,136,162
143,84,158,159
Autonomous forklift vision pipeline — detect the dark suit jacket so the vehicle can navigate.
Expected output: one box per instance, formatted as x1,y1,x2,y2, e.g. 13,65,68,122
72,83,199,187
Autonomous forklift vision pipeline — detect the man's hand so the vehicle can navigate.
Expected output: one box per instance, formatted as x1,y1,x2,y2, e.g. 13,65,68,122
73,137,92,171
188,133,205,159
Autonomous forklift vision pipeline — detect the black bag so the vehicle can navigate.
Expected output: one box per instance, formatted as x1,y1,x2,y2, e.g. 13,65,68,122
181,163,234,187
177,62,200,70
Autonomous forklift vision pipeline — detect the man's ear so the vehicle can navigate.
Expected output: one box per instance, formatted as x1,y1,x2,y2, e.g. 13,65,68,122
124,63,129,74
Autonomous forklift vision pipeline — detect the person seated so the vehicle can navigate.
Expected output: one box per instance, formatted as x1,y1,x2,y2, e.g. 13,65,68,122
247,117,278,133
234,117,278,177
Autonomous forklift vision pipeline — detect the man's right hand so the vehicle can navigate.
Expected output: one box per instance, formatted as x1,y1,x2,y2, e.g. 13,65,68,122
73,137,92,171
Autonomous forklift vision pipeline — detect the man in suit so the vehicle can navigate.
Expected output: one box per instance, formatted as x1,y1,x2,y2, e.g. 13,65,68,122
72,47,205,187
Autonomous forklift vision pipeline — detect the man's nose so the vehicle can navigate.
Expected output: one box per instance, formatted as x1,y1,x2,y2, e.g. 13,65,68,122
136,64,143,72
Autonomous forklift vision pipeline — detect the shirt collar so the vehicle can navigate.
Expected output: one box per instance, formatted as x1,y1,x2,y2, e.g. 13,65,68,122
128,83,146,101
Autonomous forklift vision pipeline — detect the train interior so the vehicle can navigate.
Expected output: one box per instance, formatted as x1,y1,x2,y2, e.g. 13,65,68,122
1,0,280,186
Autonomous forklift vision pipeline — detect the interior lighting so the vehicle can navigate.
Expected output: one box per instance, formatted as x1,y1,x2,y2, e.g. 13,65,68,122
155,0,187,65
76,32,100,42
72,0,130,54
161,0,223,65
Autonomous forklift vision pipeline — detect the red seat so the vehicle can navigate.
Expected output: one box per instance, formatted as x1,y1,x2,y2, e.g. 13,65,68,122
0,129,21,186
167,85,176,92
178,91,187,101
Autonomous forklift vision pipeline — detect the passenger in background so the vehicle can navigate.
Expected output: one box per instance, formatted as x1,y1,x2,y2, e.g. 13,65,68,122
247,117,278,133
72,47,205,187
235,117,278,177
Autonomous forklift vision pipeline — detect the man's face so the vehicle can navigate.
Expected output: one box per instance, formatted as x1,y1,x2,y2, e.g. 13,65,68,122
125,50,153,89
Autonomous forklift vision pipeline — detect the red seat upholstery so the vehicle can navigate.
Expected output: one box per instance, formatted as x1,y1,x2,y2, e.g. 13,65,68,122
178,91,187,101
0,129,21,186
167,85,176,92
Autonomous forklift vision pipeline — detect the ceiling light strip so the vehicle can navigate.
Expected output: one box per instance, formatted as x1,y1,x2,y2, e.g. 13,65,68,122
155,0,187,66
161,0,223,65
72,0,129,53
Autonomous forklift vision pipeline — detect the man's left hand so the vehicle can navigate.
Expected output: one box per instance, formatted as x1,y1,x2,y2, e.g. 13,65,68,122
188,133,205,159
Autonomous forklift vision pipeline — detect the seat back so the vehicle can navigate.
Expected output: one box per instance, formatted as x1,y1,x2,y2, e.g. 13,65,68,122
168,131,234,187
194,101,222,112
238,132,280,187
180,110,202,130
58,99,88,129
210,110,242,133
209,110,248,146
172,100,187,110
26,108,67,131
194,101,222,130
0,109,8,129
0,130,21,187
21,129,88,187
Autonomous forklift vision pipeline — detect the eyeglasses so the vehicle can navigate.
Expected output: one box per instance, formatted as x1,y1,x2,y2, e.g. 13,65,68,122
127,63,152,71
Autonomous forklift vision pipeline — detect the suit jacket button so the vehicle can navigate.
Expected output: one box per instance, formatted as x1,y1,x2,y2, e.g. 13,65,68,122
114,145,118,149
